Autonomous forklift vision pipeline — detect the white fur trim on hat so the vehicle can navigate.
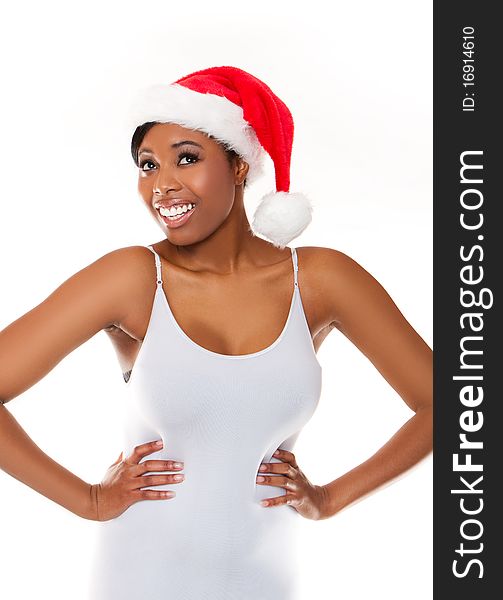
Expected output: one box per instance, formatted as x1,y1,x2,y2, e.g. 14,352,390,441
126,83,266,186
251,191,314,250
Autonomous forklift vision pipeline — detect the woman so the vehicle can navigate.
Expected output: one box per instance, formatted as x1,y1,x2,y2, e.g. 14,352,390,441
0,66,432,599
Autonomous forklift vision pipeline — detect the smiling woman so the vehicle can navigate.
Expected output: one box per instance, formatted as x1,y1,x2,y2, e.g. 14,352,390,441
0,65,432,600
125,66,315,251
131,123,250,238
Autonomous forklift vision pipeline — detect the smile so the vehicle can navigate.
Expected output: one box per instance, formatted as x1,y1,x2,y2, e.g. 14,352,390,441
157,204,197,229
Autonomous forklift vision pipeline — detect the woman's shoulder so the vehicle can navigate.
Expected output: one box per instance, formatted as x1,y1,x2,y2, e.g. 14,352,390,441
88,244,160,306
295,245,364,276
103,245,160,277
296,246,383,325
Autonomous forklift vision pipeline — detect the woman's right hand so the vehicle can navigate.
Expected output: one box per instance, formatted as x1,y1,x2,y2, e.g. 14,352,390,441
89,440,185,522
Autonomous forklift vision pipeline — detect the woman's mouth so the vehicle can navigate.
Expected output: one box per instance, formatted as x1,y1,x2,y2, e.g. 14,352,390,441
156,203,197,229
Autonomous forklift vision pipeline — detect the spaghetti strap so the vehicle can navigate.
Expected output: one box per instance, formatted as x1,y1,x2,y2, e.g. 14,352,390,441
290,247,299,288
146,245,163,285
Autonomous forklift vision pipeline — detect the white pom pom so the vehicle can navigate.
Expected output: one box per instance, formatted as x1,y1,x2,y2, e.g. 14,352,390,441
251,191,314,249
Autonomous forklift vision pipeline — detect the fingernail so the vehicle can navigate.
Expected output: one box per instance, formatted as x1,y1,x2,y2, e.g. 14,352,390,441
259,464,267,471
273,450,279,455
173,474,184,481
260,500,269,506
155,440,163,446
256,476,265,482
173,462,183,468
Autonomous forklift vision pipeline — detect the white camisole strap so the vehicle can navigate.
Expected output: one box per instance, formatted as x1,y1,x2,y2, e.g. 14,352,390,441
291,247,299,288
146,245,163,285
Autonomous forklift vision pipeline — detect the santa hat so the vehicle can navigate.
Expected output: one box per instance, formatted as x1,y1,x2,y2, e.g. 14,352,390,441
126,65,313,249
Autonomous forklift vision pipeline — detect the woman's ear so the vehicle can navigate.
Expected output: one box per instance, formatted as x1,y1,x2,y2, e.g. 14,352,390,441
235,156,249,187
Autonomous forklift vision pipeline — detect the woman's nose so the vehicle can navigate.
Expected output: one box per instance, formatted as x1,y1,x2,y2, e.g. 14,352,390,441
153,167,183,195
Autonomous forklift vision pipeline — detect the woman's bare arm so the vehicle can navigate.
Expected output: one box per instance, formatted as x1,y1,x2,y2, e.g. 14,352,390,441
0,247,143,519
313,248,433,519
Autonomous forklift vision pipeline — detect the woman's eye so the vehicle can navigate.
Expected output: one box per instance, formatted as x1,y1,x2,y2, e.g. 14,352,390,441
179,152,199,166
140,160,155,171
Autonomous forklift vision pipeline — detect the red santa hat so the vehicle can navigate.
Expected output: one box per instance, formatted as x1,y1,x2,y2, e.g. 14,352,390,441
126,65,313,249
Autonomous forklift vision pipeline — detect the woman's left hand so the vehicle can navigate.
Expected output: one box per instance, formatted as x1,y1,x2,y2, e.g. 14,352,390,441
256,448,327,520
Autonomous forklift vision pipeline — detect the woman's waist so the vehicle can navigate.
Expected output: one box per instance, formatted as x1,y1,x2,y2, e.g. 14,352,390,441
95,498,298,566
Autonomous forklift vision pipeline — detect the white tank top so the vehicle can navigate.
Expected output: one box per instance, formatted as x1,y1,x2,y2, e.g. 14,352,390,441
89,245,322,600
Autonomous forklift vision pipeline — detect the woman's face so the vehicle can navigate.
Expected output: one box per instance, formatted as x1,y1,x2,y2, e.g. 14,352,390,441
137,122,248,245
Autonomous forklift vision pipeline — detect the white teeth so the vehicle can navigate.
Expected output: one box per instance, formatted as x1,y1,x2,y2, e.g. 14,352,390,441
158,203,195,217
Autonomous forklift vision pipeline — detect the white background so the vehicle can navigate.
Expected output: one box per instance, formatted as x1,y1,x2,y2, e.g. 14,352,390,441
0,1,432,598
